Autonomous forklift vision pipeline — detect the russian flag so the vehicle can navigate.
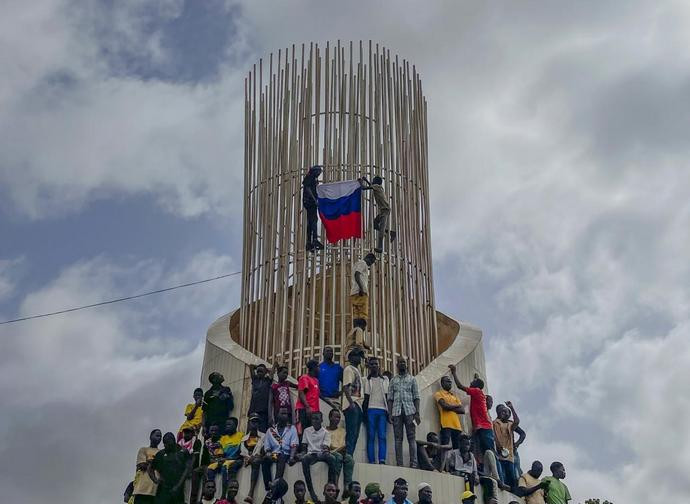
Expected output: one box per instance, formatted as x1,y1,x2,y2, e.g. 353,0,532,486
316,180,362,244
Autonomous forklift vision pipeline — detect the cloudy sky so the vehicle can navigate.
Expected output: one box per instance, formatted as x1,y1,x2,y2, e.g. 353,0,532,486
2,1,689,502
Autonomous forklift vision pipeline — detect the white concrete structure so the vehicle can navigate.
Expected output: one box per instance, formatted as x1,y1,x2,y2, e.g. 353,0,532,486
199,310,523,504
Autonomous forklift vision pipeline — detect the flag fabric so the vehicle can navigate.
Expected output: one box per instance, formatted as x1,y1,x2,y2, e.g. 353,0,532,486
316,180,362,244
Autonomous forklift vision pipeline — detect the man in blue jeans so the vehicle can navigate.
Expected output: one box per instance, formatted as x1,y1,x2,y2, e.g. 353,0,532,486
363,356,389,463
342,349,364,455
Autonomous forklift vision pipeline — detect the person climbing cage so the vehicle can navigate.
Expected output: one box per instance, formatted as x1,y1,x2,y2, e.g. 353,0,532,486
359,176,396,253
303,165,324,252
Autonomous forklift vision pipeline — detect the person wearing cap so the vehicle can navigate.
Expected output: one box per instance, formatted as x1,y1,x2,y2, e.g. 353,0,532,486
342,348,365,455
388,357,420,468
360,483,384,504
203,372,235,434
303,165,324,252
384,478,412,504
460,490,477,504
415,483,432,504
359,176,396,253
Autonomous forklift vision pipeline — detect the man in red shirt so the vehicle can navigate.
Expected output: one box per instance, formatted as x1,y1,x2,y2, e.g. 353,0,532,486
448,365,505,484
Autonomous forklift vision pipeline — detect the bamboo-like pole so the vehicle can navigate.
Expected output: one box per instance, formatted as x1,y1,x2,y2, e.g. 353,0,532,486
241,42,437,376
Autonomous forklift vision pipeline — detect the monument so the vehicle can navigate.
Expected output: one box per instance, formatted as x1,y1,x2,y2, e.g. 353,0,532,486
201,42,503,503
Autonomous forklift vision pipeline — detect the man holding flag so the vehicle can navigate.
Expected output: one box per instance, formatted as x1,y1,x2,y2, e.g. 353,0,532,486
303,165,324,251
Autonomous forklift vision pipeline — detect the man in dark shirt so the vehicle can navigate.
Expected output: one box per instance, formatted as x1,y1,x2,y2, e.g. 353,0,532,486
248,363,276,432
302,165,323,252
203,372,234,434
148,432,191,504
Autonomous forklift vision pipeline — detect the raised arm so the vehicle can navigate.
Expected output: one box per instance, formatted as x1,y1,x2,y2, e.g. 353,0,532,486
514,425,526,449
506,400,520,428
358,177,372,189
412,379,421,423
249,364,258,379
448,364,469,393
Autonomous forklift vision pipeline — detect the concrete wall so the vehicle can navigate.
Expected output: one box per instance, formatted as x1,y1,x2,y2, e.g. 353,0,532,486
199,312,521,504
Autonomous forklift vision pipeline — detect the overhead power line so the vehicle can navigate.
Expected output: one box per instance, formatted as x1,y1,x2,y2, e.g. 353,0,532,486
0,271,242,325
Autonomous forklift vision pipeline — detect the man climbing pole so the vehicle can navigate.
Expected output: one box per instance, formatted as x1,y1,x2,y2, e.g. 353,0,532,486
359,176,396,253
303,165,324,252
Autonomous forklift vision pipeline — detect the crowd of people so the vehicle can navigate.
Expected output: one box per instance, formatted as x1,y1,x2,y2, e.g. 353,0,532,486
124,168,571,504
125,355,571,504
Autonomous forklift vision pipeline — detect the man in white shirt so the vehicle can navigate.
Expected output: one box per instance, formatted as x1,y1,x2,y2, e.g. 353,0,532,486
301,411,337,503
350,254,376,330
342,349,365,456
363,356,389,464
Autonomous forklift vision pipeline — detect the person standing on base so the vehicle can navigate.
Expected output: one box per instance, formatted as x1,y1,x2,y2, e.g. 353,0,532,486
542,462,571,504
493,402,520,490
363,356,389,464
342,349,365,455
387,357,420,468
248,363,276,433
517,461,548,504
132,429,162,504
433,375,464,449
303,165,324,252
319,346,343,401
148,432,191,504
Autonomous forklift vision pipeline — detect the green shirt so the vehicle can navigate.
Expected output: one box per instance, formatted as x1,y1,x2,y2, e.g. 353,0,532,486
542,477,571,504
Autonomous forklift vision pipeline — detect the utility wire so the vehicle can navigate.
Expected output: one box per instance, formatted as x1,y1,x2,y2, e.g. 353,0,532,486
0,271,242,325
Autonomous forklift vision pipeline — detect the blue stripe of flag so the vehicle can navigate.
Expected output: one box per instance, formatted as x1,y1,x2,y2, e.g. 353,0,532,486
317,188,362,220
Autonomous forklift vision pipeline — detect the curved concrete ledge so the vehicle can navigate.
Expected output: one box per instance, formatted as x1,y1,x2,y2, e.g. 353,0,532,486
200,310,518,504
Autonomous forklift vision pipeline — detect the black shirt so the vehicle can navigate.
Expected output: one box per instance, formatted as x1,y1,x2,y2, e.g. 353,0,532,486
151,447,191,491
248,376,272,413
302,175,318,208
202,385,234,424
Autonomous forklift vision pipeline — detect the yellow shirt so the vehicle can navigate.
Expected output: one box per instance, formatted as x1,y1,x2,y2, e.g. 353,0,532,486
519,472,545,504
133,447,159,496
328,426,346,452
433,390,463,430
179,402,203,432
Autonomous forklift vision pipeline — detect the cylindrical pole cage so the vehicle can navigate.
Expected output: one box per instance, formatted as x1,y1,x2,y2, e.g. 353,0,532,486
240,41,438,376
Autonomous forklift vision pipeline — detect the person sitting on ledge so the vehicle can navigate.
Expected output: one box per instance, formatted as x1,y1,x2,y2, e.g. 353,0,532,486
415,483,432,504
416,432,451,472
301,411,337,503
202,424,226,485
178,387,204,441
293,480,314,504
326,409,354,494
448,435,479,491
220,418,244,496
385,478,412,504
246,408,298,504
